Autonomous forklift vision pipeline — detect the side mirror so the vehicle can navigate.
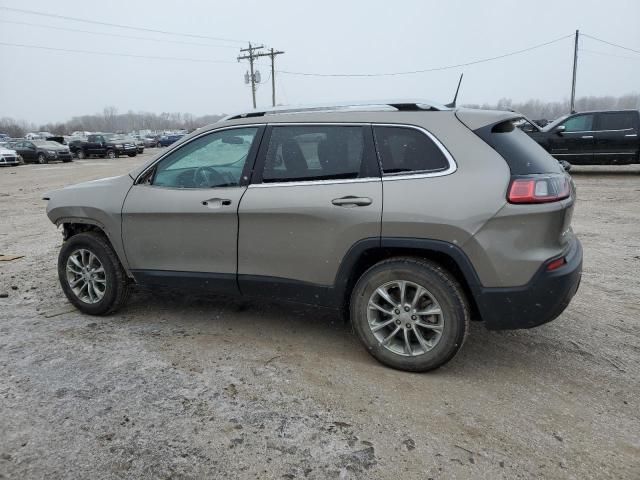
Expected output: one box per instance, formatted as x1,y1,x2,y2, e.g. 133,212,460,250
555,125,566,135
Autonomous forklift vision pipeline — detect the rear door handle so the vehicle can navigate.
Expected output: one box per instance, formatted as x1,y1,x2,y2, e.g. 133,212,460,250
581,135,594,139
331,196,372,207
202,198,232,208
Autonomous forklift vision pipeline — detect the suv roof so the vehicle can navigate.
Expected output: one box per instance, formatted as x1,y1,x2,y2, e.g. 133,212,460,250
223,99,449,120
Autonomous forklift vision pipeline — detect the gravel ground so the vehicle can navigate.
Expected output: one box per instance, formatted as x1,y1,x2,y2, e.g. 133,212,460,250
1,154,639,479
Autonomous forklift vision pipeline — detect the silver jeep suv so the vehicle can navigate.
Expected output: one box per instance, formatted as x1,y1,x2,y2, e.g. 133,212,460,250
45,101,582,371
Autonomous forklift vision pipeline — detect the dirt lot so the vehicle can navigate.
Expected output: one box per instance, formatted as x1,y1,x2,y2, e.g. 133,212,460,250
0,153,638,479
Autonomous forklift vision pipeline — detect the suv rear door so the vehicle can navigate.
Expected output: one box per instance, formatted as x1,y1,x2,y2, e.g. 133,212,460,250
593,111,639,164
237,124,382,305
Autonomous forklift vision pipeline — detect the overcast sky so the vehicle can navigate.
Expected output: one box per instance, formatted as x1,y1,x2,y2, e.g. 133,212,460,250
1,0,639,124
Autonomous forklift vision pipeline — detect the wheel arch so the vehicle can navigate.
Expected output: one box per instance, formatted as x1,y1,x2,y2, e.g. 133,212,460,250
336,237,483,320
58,219,133,278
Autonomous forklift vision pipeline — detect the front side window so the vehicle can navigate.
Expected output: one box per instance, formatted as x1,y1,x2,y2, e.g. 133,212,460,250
262,126,366,182
373,126,450,174
597,112,636,131
152,127,258,188
562,114,594,132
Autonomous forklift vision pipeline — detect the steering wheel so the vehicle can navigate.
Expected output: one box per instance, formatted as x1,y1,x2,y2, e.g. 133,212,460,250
193,166,226,188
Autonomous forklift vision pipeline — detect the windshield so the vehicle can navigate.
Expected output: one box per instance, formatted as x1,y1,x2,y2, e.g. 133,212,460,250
35,141,63,148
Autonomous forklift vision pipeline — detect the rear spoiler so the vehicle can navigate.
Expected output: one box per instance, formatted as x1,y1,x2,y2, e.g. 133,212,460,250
454,109,521,131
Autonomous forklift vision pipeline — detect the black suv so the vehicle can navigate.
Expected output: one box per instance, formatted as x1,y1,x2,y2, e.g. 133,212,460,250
523,109,640,165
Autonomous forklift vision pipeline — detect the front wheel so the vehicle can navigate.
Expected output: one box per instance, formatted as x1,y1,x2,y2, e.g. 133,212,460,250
77,150,86,160
37,153,48,164
350,257,469,372
58,232,131,315
106,149,116,159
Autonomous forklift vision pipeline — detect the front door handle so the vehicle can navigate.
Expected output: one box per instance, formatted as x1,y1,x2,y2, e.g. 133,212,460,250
331,196,372,207
202,198,232,208
581,135,594,139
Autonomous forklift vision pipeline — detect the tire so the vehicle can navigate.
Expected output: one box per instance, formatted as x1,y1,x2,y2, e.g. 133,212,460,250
37,153,48,164
77,150,86,160
62,159,72,163
128,153,136,157
350,257,470,372
106,149,116,159
57,232,131,315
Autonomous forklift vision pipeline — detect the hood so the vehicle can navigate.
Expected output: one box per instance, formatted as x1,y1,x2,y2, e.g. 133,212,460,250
43,175,130,201
0,148,17,155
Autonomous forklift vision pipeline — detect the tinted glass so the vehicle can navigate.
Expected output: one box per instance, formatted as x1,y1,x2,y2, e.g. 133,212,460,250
474,119,563,175
562,114,594,132
373,126,449,174
152,127,257,188
597,112,636,131
262,126,365,182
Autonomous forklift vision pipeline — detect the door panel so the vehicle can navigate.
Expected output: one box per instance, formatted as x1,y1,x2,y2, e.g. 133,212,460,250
593,112,639,164
237,180,382,286
548,113,595,164
122,185,245,274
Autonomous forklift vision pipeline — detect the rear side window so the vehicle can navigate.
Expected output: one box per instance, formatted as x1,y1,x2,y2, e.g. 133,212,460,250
373,126,450,174
474,119,563,175
262,126,368,182
597,112,636,131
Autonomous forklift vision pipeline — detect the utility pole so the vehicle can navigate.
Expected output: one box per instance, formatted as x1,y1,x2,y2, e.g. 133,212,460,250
237,43,264,108
264,48,285,106
570,29,579,114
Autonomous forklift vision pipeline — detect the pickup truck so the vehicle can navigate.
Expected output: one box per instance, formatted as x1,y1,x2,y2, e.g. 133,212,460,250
522,109,639,165
70,134,138,159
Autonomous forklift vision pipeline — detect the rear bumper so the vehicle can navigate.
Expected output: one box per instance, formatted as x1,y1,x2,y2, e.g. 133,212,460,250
476,238,583,330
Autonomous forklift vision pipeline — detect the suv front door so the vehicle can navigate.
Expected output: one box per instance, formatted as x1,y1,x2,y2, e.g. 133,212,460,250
237,124,382,305
548,113,596,164
121,126,263,293
593,111,639,164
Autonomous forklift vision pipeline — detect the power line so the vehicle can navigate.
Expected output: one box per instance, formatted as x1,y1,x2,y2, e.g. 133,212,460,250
0,41,245,65
0,20,239,49
581,49,640,61
581,33,640,55
0,6,250,44
277,33,574,77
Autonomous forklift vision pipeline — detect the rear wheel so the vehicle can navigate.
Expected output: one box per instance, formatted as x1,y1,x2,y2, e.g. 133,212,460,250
106,149,116,159
37,153,48,164
58,232,131,315
350,257,469,372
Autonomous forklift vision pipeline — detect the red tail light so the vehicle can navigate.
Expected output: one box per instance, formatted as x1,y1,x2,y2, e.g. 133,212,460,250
508,175,571,204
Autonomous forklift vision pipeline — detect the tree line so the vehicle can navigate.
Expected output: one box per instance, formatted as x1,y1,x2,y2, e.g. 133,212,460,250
1,93,639,138
0,107,225,138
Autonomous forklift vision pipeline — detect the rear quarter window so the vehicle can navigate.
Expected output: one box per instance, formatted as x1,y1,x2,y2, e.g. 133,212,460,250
474,119,563,175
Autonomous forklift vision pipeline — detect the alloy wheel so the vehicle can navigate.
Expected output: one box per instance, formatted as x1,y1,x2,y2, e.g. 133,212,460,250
367,280,444,356
65,248,107,304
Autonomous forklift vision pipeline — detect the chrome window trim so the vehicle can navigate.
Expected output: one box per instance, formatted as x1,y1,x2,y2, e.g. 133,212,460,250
373,123,457,180
249,177,381,188
253,122,457,187
134,124,264,185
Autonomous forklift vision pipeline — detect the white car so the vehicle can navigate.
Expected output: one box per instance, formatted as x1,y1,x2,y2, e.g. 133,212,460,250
0,147,21,166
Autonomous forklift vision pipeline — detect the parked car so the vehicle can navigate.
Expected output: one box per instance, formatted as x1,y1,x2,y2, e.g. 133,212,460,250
524,109,640,165
143,135,160,148
44,101,582,372
158,134,184,147
13,140,72,164
0,146,21,166
72,134,137,159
